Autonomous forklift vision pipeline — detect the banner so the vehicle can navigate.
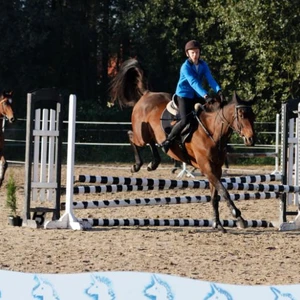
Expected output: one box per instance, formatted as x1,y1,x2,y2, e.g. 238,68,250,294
0,270,298,299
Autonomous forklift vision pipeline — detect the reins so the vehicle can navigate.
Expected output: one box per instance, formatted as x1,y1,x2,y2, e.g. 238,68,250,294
194,110,216,143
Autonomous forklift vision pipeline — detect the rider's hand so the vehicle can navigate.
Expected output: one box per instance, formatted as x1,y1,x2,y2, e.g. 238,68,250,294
204,95,213,104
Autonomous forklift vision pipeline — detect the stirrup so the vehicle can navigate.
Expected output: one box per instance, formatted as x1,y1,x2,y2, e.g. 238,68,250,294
156,139,171,153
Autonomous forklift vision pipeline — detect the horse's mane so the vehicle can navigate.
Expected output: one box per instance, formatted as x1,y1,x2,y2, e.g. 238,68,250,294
207,100,221,112
206,92,255,113
109,58,148,109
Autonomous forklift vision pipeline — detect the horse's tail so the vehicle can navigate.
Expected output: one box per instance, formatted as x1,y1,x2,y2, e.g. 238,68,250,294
109,58,148,109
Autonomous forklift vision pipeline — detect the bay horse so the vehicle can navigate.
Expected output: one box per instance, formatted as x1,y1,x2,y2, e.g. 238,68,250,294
0,91,15,187
110,59,256,232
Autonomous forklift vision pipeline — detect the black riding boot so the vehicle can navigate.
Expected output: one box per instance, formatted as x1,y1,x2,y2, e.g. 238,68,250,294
157,121,183,153
158,139,172,153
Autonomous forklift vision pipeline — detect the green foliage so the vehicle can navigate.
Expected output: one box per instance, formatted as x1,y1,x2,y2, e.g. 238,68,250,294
0,0,299,123
6,174,17,216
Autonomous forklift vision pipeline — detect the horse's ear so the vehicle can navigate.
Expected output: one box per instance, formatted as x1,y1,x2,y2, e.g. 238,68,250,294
251,94,258,104
3,90,13,97
247,94,258,106
232,91,237,102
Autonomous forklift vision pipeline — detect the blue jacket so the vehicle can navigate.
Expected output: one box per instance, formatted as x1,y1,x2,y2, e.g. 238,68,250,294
175,59,221,99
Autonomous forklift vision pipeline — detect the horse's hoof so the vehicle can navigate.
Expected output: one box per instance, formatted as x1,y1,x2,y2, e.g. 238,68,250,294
213,226,227,233
131,165,141,173
232,208,241,218
147,161,160,171
212,221,227,233
236,217,247,229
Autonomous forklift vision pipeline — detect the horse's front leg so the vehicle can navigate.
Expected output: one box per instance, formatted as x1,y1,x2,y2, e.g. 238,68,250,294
147,141,161,171
214,180,246,229
128,130,143,173
210,185,226,233
0,156,8,187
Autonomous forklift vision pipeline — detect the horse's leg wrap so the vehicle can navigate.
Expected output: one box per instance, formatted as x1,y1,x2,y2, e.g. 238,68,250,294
217,181,246,229
128,131,143,173
147,142,161,171
0,160,8,187
211,191,226,233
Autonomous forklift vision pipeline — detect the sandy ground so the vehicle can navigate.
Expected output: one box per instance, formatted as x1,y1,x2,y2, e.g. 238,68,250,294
0,163,299,286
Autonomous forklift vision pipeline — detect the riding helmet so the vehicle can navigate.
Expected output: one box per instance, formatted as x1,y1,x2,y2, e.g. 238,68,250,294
185,40,201,52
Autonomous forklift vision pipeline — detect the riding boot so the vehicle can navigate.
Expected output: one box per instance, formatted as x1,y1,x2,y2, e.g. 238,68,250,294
157,120,184,153
158,139,172,153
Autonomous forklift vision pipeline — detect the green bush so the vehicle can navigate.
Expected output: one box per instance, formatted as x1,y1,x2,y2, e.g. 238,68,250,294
6,175,17,216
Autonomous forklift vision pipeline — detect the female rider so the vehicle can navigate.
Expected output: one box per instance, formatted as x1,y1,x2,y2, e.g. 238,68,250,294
158,40,223,153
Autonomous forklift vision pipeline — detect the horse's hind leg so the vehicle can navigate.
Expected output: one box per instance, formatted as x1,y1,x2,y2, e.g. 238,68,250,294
128,130,143,173
147,141,161,171
0,156,8,188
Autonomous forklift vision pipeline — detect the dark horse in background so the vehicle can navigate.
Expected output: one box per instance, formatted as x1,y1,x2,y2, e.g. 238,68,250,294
110,59,256,232
0,91,15,187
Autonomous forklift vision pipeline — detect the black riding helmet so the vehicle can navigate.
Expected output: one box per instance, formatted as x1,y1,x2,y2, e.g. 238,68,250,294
185,40,201,52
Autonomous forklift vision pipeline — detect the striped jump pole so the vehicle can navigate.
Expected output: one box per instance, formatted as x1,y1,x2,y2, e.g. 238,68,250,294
77,218,273,228
72,182,300,194
76,173,282,186
61,192,280,210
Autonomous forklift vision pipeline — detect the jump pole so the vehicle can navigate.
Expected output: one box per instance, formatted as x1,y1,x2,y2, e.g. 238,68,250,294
76,173,282,185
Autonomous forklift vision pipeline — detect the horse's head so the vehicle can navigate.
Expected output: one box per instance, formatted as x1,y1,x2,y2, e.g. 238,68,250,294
230,91,256,146
0,90,15,123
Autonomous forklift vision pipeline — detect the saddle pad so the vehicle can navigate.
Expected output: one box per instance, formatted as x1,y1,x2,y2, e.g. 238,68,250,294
160,108,179,135
166,101,178,115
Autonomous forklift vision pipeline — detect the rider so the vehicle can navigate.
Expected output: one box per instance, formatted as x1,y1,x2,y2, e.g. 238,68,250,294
158,40,224,153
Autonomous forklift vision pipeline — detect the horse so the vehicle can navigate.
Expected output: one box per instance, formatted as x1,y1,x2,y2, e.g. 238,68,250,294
0,90,15,187
110,58,256,232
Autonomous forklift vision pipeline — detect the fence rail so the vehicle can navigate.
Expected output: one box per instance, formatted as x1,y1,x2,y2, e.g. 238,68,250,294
4,117,280,164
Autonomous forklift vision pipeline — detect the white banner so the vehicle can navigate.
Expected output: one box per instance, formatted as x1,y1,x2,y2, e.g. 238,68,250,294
0,270,299,299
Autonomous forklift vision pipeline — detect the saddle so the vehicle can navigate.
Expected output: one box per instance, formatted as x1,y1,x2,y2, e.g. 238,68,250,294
161,95,200,146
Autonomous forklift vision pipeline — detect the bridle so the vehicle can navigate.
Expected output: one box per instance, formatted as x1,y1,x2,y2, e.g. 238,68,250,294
195,102,253,147
0,97,14,133
0,97,13,118
218,104,252,136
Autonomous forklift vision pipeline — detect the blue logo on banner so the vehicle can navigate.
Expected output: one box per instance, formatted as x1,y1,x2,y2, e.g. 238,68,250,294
271,287,296,300
204,283,233,300
144,274,174,300
32,275,60,299
85,274,115,299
